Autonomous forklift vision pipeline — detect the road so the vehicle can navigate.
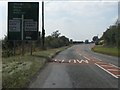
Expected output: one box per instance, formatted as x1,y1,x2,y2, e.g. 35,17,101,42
29,44,119,88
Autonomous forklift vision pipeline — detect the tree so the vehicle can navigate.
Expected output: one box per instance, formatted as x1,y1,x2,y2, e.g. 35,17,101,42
51,30,61,38
70,39,73,44
59,36,69,46
85,40,89,44
92,36,98,42
100,20,119,47
2,35,13,50
45,30,70,48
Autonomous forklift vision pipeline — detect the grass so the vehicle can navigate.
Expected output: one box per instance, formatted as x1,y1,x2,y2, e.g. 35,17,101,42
92,45,120,57
2,46,69,88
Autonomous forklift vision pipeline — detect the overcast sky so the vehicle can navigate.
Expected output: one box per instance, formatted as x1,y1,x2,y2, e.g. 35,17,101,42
0,0,118,41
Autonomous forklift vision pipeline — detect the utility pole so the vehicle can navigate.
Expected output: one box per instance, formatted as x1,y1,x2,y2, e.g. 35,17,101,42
21,14,24,55
42,1,45,49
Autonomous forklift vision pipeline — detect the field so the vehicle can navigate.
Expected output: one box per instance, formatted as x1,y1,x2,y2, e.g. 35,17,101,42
92,45,120,57
2,46,69,88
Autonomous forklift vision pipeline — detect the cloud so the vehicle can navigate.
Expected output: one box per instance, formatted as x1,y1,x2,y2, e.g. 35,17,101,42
0,1,7,39
44,1,118,41
0,0,118,41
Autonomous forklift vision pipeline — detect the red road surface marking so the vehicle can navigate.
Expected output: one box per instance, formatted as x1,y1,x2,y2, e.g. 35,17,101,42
95,62,120,78
82,55,120,78
95,63,119,78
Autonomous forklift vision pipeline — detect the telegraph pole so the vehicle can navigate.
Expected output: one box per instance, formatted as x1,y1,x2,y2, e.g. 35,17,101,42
42,1,45,49
21,14,24,55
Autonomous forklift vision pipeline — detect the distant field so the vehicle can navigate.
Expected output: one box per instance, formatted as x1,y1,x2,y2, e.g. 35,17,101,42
92,45,120,57
2,46,69,88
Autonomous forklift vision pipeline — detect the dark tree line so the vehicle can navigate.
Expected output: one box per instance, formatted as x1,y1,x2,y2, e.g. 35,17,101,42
45,30,69,48
2,30,71,57
100,19,120,47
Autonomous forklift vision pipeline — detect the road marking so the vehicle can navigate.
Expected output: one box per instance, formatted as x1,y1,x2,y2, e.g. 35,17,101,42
59,60,61,62
52,59,89,64
79,60,89,63
54,59,57,62
74,60,77,63
69,60,71,63
100,65,114,67
93,57,102,61
83,56,90,60
95,62,104,63
61,60,64,63
116,75,120,77
76,60,81,63
109,64,120,69
107,69,119,71
92,59,98,61
95,63,118,78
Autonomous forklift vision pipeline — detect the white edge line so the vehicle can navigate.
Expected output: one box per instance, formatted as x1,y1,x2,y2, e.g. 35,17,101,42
95,63,118,78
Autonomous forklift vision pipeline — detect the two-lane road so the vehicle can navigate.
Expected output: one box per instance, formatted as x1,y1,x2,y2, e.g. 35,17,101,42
29,44,119,88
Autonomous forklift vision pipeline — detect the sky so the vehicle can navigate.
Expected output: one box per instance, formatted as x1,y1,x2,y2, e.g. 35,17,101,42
0,0,118,41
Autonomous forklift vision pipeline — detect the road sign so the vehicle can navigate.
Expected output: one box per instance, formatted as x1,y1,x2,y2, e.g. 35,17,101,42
8,2,39,40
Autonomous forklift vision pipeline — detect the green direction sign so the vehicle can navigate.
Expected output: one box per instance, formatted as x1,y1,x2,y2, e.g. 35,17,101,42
8,2,39,40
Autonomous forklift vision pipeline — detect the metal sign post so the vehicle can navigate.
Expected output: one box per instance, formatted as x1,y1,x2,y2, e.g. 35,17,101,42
13,40,16,56
21,14,24,55
30,41,32,55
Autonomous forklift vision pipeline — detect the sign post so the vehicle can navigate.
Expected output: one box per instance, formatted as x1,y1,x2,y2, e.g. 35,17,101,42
21,14,24,55
13,40,16,56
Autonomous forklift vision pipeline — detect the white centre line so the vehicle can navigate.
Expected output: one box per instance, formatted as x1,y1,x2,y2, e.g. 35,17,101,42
93,57,102,61
83,56,90,60
96,62,104,63
95,63,118,78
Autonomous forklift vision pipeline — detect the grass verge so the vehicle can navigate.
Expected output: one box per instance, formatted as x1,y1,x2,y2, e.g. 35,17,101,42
92,45,120,57
2,46,70,88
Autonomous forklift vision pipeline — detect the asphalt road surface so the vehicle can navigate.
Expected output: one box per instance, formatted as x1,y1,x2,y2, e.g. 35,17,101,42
29,44,119,88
